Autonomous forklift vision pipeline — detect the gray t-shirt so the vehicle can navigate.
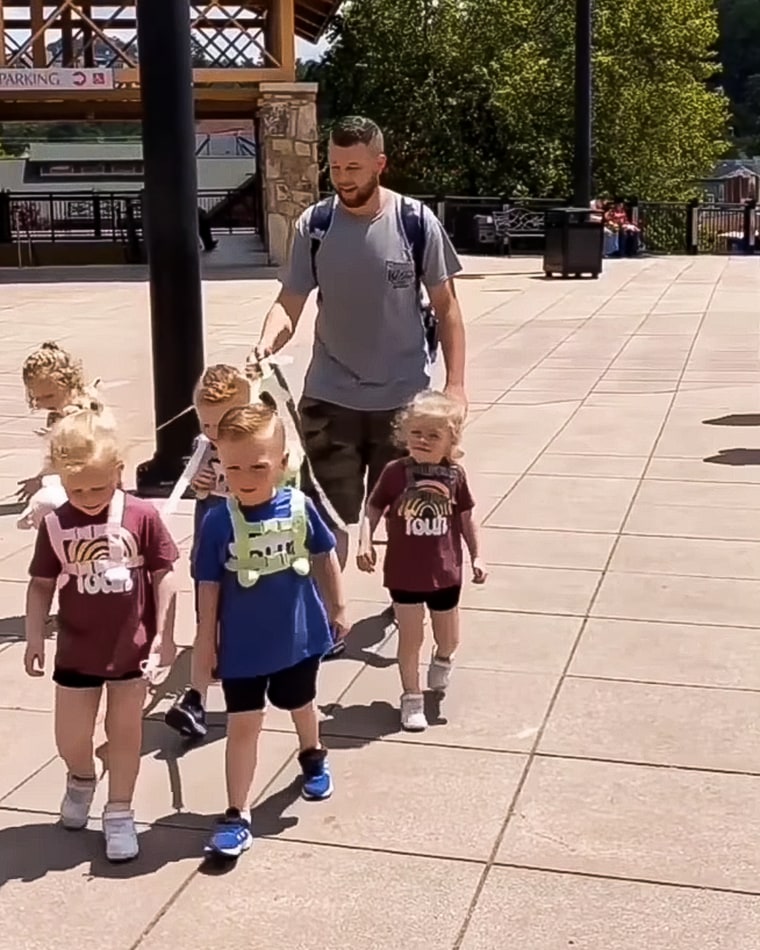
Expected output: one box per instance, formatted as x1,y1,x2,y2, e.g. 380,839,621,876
281,190,462,412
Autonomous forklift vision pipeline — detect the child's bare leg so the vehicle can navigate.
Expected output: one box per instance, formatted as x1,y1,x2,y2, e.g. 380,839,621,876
189,646,210,704
104,678,147,806
394,603,426,693
97,678,146,862
291,700,333,799
225,711,264,812
428,607,460,692
55,685,101,779
55,684,102,829
430,607,460,661
290,701,320,751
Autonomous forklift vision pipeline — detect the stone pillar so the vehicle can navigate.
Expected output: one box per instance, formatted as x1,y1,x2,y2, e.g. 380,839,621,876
258,82,319,266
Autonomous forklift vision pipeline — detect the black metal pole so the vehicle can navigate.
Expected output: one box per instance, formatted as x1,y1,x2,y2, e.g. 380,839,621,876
135,0,204,494
573,0,593,207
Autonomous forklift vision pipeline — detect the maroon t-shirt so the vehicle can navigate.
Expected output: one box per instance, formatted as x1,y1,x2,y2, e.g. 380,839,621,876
368,458,475,592
29,494,179,677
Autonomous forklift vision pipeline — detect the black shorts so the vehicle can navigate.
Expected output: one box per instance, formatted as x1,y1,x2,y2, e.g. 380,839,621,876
222,655,321,714
299,396,404,525
53,668,143,689
389,586,462,612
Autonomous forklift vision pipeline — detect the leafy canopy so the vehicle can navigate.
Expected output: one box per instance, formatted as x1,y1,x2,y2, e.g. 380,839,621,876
315,0,729,199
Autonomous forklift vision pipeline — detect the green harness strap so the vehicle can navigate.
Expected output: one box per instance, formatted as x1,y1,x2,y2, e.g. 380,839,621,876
225,489,310,588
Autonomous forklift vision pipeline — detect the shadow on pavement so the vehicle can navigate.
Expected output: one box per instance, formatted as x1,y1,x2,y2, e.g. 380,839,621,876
703,449,760,466
142,647,194,718
320,691,446,749
0,779,305,884
0,614,55,643
703,414,760,427
0,815,207,884
0,265,281,285
343,608,397,669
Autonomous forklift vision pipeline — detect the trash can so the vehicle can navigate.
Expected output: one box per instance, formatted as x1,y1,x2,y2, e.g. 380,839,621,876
473,213,496,250
543,207,604,278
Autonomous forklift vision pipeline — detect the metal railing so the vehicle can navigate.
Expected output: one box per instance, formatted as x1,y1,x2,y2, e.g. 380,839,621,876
2,187,758,257
634,202,690,255
0,186,261,246
318,193,561,254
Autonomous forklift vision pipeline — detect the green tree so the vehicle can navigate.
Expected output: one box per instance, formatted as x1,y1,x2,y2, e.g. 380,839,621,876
717,0,760,153
317,0,729,199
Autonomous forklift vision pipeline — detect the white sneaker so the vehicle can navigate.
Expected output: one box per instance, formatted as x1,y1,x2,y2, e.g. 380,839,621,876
60,775,96,830
103,808,139,862
427,654,453,692
400,692,428,732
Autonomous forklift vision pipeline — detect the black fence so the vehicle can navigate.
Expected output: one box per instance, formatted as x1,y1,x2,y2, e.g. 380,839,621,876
2,188,758,257
317,193,560,254
431,196,758,256
0,186,262,247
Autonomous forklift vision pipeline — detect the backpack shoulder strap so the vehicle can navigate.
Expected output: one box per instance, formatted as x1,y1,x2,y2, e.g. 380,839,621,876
308,196,336,286
399,196,428,284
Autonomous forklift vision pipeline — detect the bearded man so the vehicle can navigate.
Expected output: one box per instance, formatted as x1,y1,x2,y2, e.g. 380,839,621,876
252,116,467,653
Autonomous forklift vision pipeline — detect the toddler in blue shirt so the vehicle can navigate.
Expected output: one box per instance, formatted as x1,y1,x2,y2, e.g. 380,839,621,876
193,400,348,860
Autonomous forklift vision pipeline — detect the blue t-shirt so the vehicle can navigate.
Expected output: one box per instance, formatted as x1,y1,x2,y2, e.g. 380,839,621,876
194,487,335,678
191,494,227,576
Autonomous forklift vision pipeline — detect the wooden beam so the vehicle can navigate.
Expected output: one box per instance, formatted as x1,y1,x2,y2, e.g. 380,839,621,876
117,65,294,84
61,2,74,66
270,0,295,76
80,0,93,66
1,85,274,103
30,0,48,67
0,88,264,121
0,0,6,67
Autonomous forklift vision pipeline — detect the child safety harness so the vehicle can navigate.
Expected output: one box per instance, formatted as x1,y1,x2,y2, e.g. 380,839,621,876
308,194,440,362
225,487,310,588
44,489,143,592
163,359,347,541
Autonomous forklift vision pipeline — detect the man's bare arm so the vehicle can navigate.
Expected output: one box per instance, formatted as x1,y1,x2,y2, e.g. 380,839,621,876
428,278,466,402
254,288,309,359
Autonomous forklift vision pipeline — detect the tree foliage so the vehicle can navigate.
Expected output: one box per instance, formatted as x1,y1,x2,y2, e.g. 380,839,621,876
717,0,760,154
315,0,730,199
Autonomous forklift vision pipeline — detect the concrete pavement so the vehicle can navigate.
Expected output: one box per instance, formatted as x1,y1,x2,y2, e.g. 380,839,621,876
1,255,760,947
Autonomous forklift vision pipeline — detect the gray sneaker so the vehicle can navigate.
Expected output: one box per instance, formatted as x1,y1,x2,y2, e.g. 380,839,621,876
400,692,428,731
427,654,453,692
103,808,139,862
60,775,96,830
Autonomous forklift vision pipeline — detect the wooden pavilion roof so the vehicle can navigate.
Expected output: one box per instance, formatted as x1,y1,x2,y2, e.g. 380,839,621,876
295,0,343,42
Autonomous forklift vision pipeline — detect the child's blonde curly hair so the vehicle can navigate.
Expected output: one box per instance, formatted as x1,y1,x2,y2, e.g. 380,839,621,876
48,408,121,476
22,341,104,419
194,364,250,406
394,390,466,459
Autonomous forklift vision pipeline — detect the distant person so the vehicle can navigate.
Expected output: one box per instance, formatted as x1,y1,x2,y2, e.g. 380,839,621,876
250,115,467,625
198,207,218,252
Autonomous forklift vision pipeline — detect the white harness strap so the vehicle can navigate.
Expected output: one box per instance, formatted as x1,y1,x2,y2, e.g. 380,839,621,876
45,490,142,589
163,435,210,517
105,489,130,585
254,360,347,535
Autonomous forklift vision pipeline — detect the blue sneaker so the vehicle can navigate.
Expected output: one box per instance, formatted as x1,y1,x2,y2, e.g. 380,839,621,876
299,747,333,800
323,628,346,661
204,808,252,859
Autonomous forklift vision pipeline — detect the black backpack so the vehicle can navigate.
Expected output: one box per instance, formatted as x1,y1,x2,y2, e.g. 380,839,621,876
308,195,439,362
